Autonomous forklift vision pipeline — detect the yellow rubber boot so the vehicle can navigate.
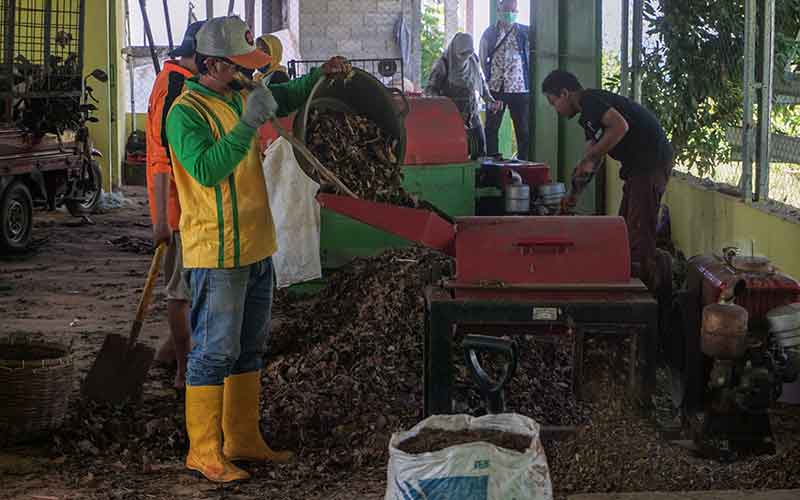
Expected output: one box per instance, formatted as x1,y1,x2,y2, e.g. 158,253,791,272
222,371,295,463
185,385,251,482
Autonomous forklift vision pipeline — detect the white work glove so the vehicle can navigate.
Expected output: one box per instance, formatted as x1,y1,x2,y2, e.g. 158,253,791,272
241,83,278,129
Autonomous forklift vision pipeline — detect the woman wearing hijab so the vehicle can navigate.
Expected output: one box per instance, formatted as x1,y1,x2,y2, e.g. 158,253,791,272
425,32,498,158
254,34,290,84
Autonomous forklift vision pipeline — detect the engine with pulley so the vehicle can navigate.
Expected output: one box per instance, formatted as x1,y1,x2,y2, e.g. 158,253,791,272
668,247,800,458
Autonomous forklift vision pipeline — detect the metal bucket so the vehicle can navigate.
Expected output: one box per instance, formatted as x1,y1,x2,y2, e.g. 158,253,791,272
292,68,408,179
536,182,566,208
537,182,566,198
505,184,530,214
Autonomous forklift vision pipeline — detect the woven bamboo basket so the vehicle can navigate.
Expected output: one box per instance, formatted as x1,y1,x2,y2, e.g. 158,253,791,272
0,337,75,444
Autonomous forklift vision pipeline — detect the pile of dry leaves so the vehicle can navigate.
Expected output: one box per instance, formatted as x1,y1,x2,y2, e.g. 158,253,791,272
52,387,188,469
265,247,448,470
546,402,800,496
50,245,590,473
397,428,532,454
44,243,800,496
306,109,413,205
266,246,593,469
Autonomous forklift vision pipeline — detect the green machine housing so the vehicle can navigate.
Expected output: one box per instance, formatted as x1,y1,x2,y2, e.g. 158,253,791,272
320,95,475,268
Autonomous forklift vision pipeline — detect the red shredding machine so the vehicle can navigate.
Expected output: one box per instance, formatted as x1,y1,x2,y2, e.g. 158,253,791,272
317,193,659,416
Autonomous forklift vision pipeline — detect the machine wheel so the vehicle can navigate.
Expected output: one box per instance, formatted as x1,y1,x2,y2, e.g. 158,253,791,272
65,161,102,216
0,181,33,252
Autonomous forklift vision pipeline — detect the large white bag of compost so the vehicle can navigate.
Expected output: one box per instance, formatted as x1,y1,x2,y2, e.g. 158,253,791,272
385,413,553,500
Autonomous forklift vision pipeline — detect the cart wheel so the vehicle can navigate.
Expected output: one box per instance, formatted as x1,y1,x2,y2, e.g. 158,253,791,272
1,181,33,252
66,160,102,216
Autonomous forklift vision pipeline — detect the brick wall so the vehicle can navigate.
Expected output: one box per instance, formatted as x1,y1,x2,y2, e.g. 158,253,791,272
298,0,402,61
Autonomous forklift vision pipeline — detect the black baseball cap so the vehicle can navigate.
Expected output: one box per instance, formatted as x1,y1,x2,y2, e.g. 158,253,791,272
170,20,206,58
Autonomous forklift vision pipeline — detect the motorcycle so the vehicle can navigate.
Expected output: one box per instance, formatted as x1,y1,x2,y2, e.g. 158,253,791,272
58,68,108,216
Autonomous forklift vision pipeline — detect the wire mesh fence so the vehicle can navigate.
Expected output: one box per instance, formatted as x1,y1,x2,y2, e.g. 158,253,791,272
618,0,800,209
0,0,84,93
769,57,800,207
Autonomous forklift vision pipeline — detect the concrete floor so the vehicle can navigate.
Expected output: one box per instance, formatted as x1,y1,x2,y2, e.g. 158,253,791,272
570,491,800,500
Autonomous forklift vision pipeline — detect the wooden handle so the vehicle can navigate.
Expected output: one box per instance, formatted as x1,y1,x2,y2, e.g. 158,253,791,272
235,74,358,198
129,243,166,346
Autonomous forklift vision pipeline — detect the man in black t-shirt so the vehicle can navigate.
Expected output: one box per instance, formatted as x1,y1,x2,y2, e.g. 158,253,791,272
541,70,674,290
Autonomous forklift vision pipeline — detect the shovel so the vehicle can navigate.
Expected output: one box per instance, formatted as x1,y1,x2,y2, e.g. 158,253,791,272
82,243,166,404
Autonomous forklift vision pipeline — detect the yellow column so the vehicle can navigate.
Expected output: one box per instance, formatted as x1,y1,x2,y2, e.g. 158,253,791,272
83,0,125,191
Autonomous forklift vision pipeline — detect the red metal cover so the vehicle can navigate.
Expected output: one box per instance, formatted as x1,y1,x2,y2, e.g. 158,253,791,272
453,216,631,284
317,195,631,285
690,254,800,326
400,96,469,165
504,164,551,187
315,193,457,255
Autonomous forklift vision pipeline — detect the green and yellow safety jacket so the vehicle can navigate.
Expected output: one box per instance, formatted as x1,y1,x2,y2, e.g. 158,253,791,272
166,69,321,269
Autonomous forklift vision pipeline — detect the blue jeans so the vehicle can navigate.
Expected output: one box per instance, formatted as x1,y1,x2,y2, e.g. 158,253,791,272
185,257,274,386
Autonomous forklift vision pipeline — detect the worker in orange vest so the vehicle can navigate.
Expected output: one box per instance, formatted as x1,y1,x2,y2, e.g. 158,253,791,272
147,20,205,390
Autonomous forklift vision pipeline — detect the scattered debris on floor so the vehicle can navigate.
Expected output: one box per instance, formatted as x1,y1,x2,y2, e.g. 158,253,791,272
106,235,152,254
98,191,134,212
3,193,800,500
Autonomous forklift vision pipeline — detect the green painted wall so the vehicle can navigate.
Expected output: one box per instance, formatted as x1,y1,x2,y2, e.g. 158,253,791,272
529,0,603,213
126,113,147,137
84,0,125,191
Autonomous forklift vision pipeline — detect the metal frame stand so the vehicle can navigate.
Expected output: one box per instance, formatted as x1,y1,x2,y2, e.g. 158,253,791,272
423,284,658,417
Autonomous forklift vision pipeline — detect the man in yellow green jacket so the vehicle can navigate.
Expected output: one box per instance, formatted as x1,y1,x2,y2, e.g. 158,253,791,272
165,16,350,483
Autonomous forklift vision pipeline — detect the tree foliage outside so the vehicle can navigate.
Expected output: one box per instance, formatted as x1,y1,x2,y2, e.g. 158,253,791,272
421,1,445,87
640,0,800,176
603,50,622,93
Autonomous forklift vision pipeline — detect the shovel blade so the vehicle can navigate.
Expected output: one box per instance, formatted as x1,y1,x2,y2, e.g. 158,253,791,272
82,334,155,404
